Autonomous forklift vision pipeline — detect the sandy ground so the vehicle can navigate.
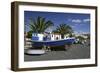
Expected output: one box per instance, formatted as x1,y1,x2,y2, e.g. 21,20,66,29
24,44,90,61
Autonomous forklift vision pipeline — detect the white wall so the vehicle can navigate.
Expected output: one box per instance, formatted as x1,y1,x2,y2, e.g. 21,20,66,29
0,0,99,73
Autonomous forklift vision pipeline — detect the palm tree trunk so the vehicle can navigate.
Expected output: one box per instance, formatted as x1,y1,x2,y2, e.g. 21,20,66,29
61,34,64,39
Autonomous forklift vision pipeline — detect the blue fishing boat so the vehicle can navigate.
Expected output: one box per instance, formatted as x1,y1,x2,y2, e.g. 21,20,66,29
25,33,75,55
31,33,75,47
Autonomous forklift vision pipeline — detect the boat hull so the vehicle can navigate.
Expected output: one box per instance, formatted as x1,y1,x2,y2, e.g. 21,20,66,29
32,38,75,47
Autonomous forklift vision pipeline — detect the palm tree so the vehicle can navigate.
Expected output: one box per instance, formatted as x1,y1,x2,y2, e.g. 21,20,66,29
53,24,73,39
27,16,54,33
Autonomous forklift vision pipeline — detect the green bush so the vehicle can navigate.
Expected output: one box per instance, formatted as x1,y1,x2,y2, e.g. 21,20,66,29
26,31,33,38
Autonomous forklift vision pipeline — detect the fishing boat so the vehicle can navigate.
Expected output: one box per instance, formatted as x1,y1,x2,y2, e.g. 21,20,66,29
25,33,75,55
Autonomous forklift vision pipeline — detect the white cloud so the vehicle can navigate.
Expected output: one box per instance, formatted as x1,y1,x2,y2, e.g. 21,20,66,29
74,31,89,35
83,18,90,22
72,19,82,23
69,18,90,23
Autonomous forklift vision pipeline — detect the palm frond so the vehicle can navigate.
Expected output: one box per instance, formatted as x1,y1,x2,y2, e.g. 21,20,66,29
27,16,54,33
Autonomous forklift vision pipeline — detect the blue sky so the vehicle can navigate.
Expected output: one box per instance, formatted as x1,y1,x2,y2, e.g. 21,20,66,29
24,11,90,34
